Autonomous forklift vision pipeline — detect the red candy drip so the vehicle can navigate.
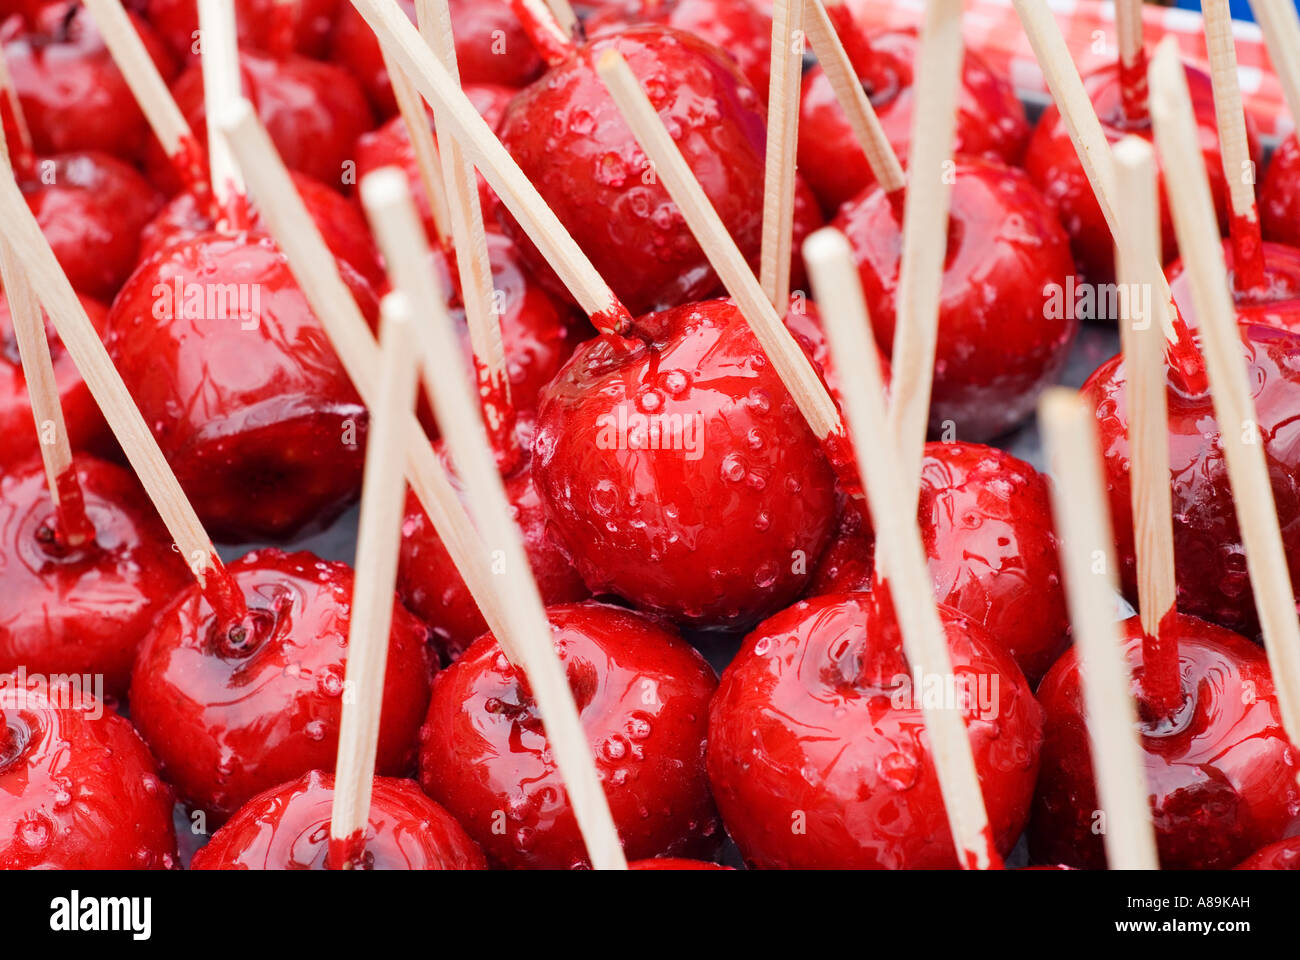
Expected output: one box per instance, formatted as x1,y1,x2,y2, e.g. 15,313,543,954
508,0,576,67
1117,48,1150,128
200,552,250,628
1162,306,1209,397
474,357,521,475
1227,210,1269,299
172,133,211,198
326,829,368,870
1139,604,1184,721
51,466,96,549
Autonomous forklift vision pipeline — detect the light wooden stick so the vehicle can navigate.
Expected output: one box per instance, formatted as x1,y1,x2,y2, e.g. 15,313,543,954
1250,0,1300,125
329,295,419,867
804,227,998,870
217,99,508,644
197,0,246,209
416,0,510,420
1116,0,1144,72
802,0,906,193
1203,0,1266,293
1039,388,1159,871
361,168,628,870
595,48,842,441
0,165,235,602
1113,137,1177,642
1012,0,1182,342
888,0,963,515
1150,37,1300,746
0,43,32,161
381,46,454,249
349,0,629,334
760,0,804,309
81,0,194,160
543,0,578,36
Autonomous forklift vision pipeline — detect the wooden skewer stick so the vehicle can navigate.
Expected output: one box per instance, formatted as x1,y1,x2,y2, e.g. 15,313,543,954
81,0,202,180
362,169,628,870
348,0,630,334
0,165,244,621
510,0,576,66
328,294,420,870
1115,0,1149,123
216,100,509,643
415,0,512,442
888,0,964,515
804,226,998,871
1011,0,1186,349
760,0,805,309
1112,136,1181,719
1249,0,1300,124
1202,0,1267,295
382,48,454,249
595,49,842,441
197,0,247,221
1038,388,1159,871
802,0,906,194
542,0,578,37
1150,37,1300,746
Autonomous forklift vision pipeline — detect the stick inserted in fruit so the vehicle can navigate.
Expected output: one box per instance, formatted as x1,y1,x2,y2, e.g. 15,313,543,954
361,168,628,870
1038,387,1159,870
760,0,804,308
1116,0,1148,123
803,225,999,870
197,0,248,226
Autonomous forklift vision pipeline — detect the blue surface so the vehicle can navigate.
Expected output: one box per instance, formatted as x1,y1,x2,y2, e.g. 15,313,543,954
1171,0,1299,23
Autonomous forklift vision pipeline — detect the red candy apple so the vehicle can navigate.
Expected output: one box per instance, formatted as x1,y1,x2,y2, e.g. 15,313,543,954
1,1,177,161
1167,238,1300,334
145,0,341,62
1083,323,1300,637
130,549,434,823
707,591,1043,869
0,671,177,868
0,456,191,697
1025,61,1256,286
532,298,838,630
0,291,111,467
418,601,719,868
1237,836,1300,870
798,27,1029,213
191,770,486,870
834,157,1077,440
146,48,373,193
1262,133,1300,249
18,151,162,301
330,0,544,116
497,25,822,316
106,230,372,542
811,441,1069,684
1031,613,1300,870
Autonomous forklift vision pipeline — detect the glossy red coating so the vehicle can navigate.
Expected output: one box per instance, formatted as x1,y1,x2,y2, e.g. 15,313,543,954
0,671,177,868
399,425,589,664
533,299,838,630
1031,613,1300,870
586,0,773,101
497,25,823,316
0,457,190,697
1025,61,1255,286
137,169,385,291
146,48,373,194
1,2,177,161
1082,323,1300,637
0,292,111,467
352,84,515,238
105,231,372,542
130,549,434,823
629,857,731,869
798,28,1029,213
145,0,341,61
1167,238,1300,334
1236,836,1300,870
330,0,544,116
811,441,1068,683
18,151,162,302
1262,133,1300,250
191,770,486,870
418,601,720,869
834,158,1077,440
707,592,1043,869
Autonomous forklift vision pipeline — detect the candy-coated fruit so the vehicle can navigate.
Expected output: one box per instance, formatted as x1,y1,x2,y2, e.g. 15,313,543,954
1236,836,1300,870
1262,133,1300,250
145,0,341,61
1167,239,1300,334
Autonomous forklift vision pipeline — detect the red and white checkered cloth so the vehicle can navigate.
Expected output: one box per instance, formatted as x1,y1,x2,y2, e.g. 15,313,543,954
846,0,1295,137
